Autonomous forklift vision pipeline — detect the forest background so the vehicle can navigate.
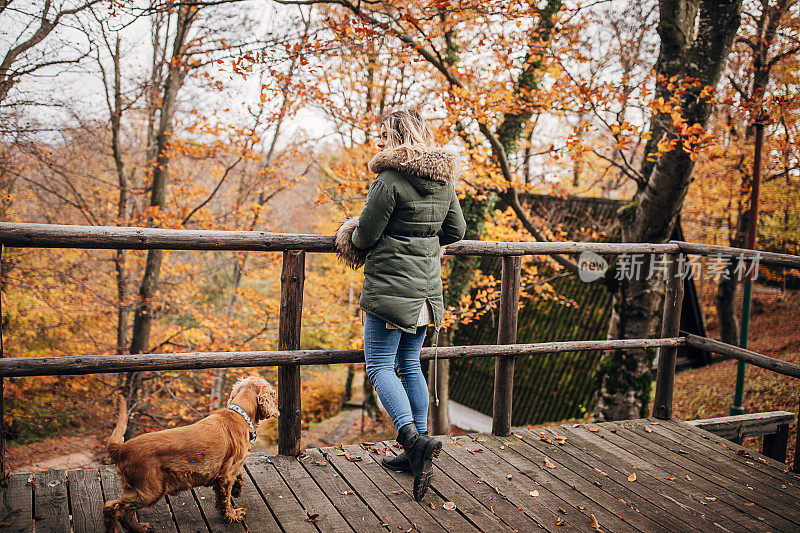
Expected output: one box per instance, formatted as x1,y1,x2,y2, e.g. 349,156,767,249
1,0,799,468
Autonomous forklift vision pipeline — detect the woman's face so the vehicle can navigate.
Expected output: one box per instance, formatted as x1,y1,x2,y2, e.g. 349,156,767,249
377,124,388,151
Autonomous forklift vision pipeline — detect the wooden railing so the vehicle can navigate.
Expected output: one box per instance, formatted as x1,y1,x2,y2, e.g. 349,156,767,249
2,222,800,471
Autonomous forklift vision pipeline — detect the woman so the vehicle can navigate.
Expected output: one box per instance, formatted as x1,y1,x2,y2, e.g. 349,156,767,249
335,107,466,501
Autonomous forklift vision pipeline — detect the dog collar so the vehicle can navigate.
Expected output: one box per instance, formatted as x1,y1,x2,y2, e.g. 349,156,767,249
228,404,257,442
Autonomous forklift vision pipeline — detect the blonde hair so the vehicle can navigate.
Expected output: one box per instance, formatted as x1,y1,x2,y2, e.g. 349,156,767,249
380,106,436,162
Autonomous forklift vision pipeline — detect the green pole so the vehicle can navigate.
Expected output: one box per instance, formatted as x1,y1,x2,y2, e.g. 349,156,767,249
730,119,764,421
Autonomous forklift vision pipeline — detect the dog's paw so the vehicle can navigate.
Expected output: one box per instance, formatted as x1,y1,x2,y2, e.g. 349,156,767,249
225,508,246,523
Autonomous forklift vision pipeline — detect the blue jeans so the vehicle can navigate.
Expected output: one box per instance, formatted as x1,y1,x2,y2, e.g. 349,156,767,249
363,312,429,433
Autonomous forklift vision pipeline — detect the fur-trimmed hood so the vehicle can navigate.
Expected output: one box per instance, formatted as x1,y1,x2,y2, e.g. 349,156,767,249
368,146,462,186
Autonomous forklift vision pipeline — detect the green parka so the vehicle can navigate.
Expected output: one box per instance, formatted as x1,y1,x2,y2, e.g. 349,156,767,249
335,147,466,333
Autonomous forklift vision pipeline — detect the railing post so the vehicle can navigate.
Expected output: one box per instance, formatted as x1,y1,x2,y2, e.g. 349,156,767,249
653,253,685,420
278,250,305,456
762,422,789,463
492,255,521,436
794,397,800,473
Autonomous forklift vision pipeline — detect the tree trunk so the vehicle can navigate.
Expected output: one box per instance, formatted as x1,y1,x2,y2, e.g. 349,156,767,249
593,0,742,420
125,7,195,438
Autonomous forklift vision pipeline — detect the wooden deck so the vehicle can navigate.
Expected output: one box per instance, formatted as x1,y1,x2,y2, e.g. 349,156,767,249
2,418,799,532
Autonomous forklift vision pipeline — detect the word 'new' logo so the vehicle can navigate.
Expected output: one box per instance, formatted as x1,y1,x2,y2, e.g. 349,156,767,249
578,251,608,283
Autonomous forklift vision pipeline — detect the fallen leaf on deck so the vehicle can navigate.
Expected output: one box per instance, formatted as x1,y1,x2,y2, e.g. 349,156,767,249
686,475,692,481
443,501,456,510
644,425,652,433
757,457,768,465
573,423,581,428
541,435,554,444
578,505,586,510
594,467,608,476
651,421,659,425
500,445,506,450
589,513,600,529
530,490,540,497
544,458,556,468
556,517,566,526
315,461,327,466
392,489,404,494
587,427,599,432
558,507,567,514
339,490,354,495
665,476,676,481
627,473,637,482
507,474,513,479
305,511,319,523
705,497,716,501
430,502,435,509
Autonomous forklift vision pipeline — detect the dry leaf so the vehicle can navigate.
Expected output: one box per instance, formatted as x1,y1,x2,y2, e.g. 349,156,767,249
665,476,677,481
593,467,608,477
627,472,637,482
573,423,581,428
507,474,513,480
644,425,652,433
339,490,354,495
556,517,566,526
651,421,659,425
705,497,716,501
429,502,435,509
443,501,456,510
558,507,567,514
578,505,586,510
315,460,327,466
544,458,556,469
686,475,692,481
541,435,554,445
392,489,404,494
305,511,320,523
589,513,600,529
587,427,599,433
499,445,506,450
530,490,540,497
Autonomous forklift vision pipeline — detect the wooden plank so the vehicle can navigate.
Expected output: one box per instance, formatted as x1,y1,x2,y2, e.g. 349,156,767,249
568,424,775,532
271,453,353,532
603,421,800,531
441,436,579,532
301,448,388,533
421,439,544,532
136,492,178,532
0,472,33,532
638,419,800,499
367,442,482,533
480,433,646,533
233,458,283,532
33,470,69,533
624,419,800,509
377,440,512,532
686,411,795,440
552,426,746,533
67,468,104,533
165,490,208,533
278,249,305,456
337,444,447,533
321,445,414,531
0,338,686,378
192,485,246,532
667,419,797,475
245,454,316,533
653,254,684,420
493,255,521,436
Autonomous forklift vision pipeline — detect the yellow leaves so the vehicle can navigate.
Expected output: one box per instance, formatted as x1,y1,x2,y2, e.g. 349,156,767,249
627,472,637,482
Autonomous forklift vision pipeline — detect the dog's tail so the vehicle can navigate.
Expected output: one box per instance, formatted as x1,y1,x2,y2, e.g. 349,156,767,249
107,394,128,462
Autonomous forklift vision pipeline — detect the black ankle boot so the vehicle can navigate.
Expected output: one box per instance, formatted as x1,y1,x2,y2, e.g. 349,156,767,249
381,431,428,473
395,424,441,501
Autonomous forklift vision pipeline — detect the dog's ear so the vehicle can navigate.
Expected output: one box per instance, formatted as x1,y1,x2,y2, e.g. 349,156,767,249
257,383,279,421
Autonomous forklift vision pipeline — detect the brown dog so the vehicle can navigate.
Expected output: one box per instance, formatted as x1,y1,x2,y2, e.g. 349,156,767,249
103,376,279,532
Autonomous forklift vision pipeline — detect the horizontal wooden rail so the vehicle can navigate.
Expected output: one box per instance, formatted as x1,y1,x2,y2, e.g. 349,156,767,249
0,338,685,378
688,411,795,462
0,222,677,256
683,332,800,379
673,240,800,268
